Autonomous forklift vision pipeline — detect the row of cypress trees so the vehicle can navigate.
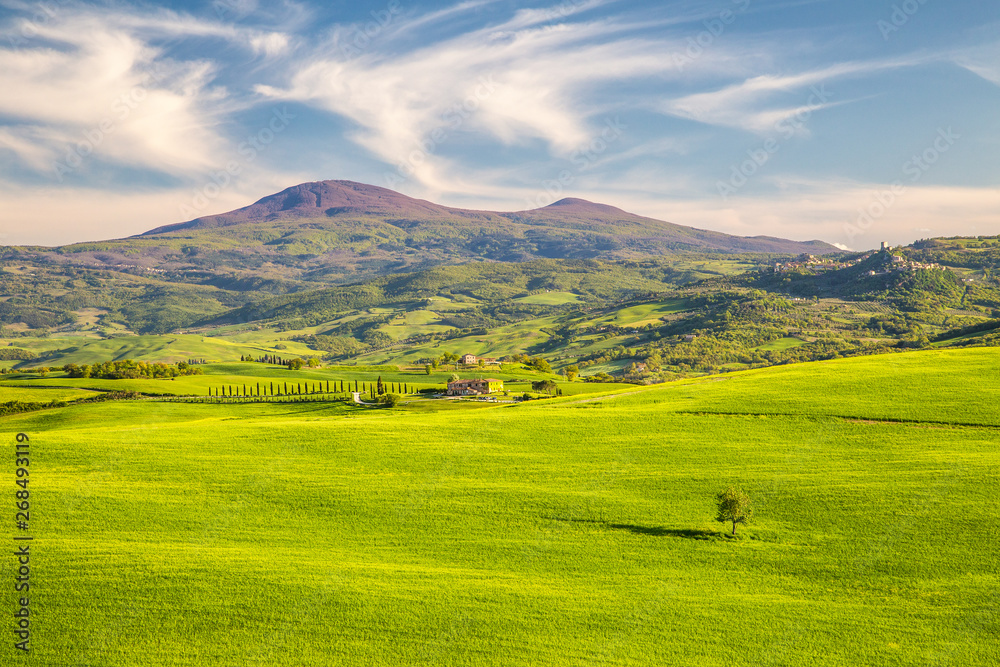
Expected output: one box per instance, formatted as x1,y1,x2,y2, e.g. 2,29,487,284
209,378,413,398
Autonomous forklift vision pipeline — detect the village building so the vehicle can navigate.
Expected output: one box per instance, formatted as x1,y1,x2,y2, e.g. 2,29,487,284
447,378,504,396
460,354,477,365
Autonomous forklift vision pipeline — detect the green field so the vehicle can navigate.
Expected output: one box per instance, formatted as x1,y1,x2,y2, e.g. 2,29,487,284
514,291,583,305
0,333,321,367
595,299,690,327
1,348,998,665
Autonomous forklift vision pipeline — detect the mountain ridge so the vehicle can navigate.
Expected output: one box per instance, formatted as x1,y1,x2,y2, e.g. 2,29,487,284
9,179,837,286
140,179,835,250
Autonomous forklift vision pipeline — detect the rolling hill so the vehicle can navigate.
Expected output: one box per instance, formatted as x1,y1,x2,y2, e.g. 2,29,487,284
2,347,998,665
6,180,837,285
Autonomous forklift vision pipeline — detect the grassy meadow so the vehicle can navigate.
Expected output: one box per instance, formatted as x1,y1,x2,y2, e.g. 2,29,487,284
1,348,998,665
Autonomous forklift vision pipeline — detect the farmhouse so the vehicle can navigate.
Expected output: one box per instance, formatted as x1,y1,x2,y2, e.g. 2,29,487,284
461,354,498,366
447,378,504,396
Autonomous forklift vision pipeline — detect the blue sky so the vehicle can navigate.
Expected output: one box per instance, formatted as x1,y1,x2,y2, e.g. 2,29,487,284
0,0,997,249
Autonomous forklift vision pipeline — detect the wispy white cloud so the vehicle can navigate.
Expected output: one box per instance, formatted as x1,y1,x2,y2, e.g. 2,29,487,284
257,4,757,194
0,5,294,180
660,60,919,134
0,0,996,247
952,41,1000,86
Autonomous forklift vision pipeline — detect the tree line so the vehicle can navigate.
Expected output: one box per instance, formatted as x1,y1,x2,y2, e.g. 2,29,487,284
64,360,203,379
209,377,415,398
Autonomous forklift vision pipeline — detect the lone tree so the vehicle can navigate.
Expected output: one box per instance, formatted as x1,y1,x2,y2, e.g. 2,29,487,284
531,379,557,394
715,486,754,535
378,393,401,407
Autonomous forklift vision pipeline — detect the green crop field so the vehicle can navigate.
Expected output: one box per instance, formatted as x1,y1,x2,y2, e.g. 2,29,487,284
595,299,691,327
0,384,95,403
1,348,998,665
514,291,583,305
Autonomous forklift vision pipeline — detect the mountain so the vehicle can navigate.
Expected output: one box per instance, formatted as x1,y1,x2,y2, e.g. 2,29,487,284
10,180,838,285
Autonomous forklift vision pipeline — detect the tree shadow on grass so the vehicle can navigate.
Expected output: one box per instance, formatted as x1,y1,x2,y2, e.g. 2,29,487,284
607,524,719,540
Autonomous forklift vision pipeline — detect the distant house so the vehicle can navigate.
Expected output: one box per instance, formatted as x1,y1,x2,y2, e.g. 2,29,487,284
447,378,504,396
461,354,477,365
480,357,498,366
683,334,697,342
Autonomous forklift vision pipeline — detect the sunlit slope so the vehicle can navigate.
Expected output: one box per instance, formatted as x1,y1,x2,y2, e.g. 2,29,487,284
14,333,317,367
1,348,997,666
601,347,1000,426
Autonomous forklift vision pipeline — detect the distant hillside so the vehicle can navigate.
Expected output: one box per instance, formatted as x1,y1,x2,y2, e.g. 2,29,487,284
6,180,837,285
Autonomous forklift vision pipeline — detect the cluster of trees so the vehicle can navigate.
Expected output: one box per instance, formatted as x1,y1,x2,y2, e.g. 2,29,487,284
290,335,364,358
284,357,321,370
531,380,557,394
0,347,36,361
237,354,324,370
64,360,203,379
506,353,552,372
241,354,293,364
420,351,504,371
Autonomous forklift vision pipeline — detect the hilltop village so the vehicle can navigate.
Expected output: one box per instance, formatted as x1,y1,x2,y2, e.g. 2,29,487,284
774,242,944,275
